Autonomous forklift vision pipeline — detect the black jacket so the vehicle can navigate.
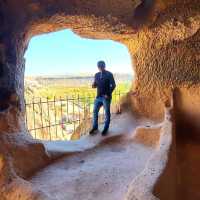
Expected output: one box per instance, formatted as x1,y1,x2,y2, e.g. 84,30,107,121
93,70,116,98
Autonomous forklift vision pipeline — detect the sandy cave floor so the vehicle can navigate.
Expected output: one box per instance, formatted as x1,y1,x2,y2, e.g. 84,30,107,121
29,113,158,200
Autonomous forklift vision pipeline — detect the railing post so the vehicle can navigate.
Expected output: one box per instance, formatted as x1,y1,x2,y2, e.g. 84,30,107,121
47,97,51,141
39,97,45,139
65,95,69,136
25,99,28,130
32,97,36,139
72,95,75,135
54,96,58,138
60,96,64,138
77,94,81,127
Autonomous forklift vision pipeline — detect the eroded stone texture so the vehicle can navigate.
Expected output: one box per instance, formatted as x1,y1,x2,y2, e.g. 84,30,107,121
123,0,200,120
0,0,199,199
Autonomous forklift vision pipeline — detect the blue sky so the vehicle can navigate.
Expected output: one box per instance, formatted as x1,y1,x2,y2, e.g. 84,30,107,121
24,29,133,76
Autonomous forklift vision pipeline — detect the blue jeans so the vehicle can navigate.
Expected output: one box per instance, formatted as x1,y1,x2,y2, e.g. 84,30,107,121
92,97,111,131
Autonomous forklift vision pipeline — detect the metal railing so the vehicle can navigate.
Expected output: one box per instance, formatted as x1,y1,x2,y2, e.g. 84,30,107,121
25,91,124,141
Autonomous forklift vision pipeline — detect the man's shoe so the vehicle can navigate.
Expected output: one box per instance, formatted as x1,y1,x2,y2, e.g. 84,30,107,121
101,129,109,136
89,128,98,135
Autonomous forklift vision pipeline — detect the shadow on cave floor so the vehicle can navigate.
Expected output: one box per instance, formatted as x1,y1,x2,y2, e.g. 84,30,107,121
176,121,200,200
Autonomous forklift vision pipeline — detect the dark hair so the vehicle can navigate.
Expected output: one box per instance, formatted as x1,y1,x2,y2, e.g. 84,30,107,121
97,61,106,68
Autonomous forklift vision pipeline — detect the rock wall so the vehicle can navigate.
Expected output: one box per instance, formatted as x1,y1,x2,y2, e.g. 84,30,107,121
0,0,199,199
123,0,200,120
0,0,199,120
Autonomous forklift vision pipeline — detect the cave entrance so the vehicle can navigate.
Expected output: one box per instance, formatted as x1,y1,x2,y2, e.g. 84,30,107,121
24,29,133,141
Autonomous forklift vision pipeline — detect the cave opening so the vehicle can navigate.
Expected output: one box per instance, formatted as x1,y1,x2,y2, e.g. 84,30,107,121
24,29,134,141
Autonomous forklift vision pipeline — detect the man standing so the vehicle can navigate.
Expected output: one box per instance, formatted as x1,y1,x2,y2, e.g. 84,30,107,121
89,61,116,136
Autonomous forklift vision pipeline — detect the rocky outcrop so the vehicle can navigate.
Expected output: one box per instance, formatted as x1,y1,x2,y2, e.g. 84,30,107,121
124,0,200,120
0,0,199,199
0,133,50,199
0,0,199,121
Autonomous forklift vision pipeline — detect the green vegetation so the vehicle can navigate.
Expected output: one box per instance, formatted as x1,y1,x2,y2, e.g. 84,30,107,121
25,82,131,102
